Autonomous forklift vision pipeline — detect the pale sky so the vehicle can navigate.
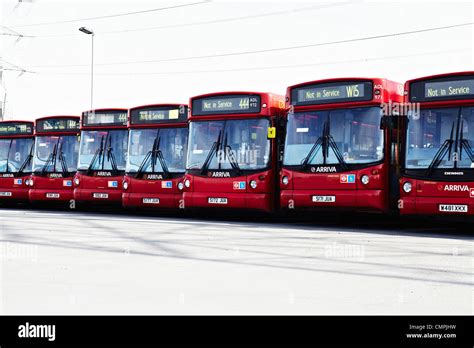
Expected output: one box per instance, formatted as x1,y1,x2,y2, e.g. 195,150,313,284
1,0,473,120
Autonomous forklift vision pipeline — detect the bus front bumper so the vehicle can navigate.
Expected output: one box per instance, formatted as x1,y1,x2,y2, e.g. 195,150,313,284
280,189,387,212
122,192,183,209
0,187,30,202
183,192,274,213
73,188,123,204
29,188,74,202
400,196,474,216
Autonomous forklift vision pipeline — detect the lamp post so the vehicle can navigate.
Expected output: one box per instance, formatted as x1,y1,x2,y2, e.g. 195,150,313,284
79,27,94,113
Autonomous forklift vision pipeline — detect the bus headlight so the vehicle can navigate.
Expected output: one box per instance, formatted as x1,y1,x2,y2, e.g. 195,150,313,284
249,180,257,189
282,176,289,185
184,179,191,188
123,181,128,190
361,175,370,185
178,182,184,191
74,177,80,186
403,182,412,193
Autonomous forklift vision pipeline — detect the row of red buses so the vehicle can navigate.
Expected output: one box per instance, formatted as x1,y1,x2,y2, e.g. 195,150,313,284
1,71,473,218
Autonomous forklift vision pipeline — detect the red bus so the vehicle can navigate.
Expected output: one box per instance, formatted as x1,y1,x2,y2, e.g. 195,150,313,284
182,92,285,213
400,71,474,216
0,120,34,203
28,116,80,204
280,78,403,213
73,108,128,205
122,104,188,209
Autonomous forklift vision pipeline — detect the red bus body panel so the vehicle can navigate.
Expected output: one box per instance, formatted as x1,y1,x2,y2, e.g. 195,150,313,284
0,120,34,203
281,78,403,213
183,91,284,213
122,103,188,210
400,71,474,216
73,108,128,205
29,115,79,204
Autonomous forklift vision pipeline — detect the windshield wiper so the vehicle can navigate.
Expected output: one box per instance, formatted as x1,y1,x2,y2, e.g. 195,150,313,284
58,143,69,176
427,122,455,174
41,143,58,175
459,120,474,163
201,130,222,175
17,143,34,176
87,136,105,174
105,136,119,176
222,133,241,174
152,137,171,178
301,121,326,168
324,120,349,170
4,139,14,173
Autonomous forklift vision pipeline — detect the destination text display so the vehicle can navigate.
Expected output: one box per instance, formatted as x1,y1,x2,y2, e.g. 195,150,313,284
292,81,373,105
0,122,33,136
36,118,79,133
410,76,474,102
82,111,128,127
130,106,187,125
192,95,261,116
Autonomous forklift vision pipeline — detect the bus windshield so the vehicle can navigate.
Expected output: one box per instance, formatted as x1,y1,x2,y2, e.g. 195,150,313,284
126,127,188,174
77,130,128,171
406,107,474,169
284,107,384,166
0,138,34,173
187,118,271,171
33,135,79,174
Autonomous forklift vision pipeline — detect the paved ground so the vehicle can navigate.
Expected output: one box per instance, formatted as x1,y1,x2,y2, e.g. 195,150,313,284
0,208,472,314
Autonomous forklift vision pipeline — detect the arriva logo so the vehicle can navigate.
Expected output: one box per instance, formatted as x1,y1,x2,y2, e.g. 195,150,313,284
443,185,470,192
210,172,231,178
314,166,337,173
96,171,112,177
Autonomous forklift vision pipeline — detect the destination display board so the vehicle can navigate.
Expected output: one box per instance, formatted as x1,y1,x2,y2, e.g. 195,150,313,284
82,110,128,127
0,122,34,136
36,118,79,133
291,81,373,106
410,75,474,102
192,95,261,116
130,106,188,125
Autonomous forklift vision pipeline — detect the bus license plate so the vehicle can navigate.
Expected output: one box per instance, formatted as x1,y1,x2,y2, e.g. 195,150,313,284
312,195,336,203
93,193,109,199
208,197,228,204
439,204,468,213
0,192,12,197
143,198,160,204
46,193,60,199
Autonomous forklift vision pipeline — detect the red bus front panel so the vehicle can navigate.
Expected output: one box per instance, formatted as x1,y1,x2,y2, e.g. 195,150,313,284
73,109,128,205
29,116,80,204
281,78,403,213
0,121,34,203
122,104,188,209
400,71,474,216
183,92,284,212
